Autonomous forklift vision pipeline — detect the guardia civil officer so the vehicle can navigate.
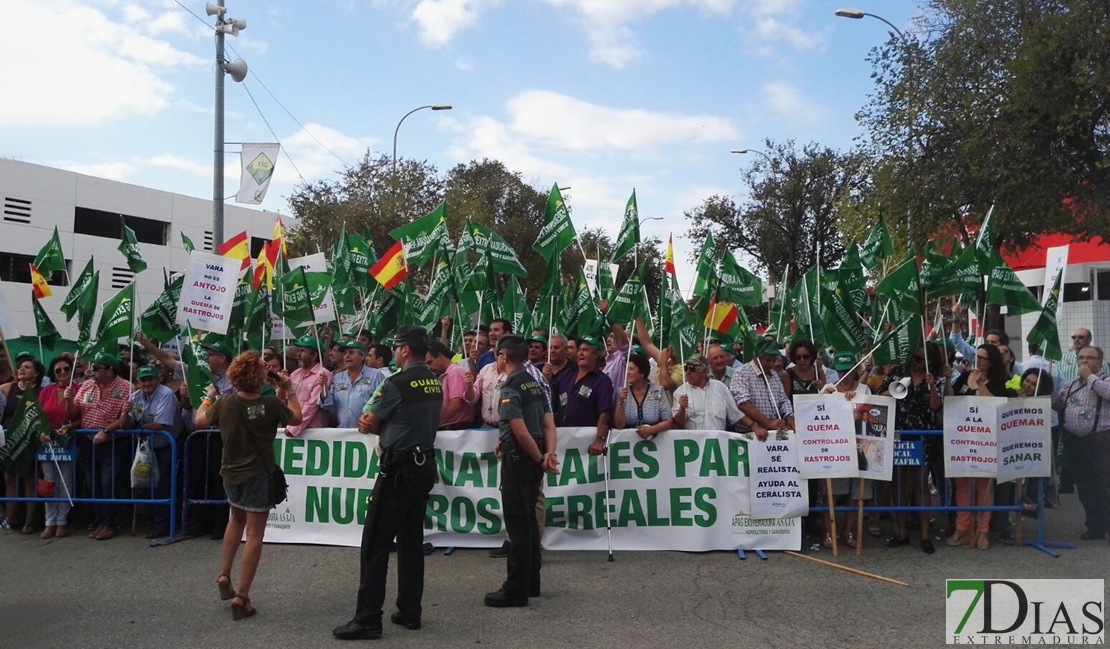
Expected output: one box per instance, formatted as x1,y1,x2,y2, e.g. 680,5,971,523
485,335,559,608
333,326,441,640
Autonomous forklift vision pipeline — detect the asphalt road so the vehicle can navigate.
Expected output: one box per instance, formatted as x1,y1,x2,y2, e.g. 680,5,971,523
4,497,1107,649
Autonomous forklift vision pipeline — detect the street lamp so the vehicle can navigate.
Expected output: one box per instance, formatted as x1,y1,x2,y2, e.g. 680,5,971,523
834,8,906,41
731,148,773,165
392,104,452,172
208,0,248,246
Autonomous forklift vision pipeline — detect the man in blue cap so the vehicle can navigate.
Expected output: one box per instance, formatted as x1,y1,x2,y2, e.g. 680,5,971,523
120,364,182,538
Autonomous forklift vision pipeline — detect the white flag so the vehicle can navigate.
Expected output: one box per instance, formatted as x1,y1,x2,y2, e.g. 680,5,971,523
236,143,280,204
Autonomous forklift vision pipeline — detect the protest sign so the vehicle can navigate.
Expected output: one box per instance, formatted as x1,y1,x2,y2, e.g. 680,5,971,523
747,431,808,519
793,394,859,479
852,395,896,481
943,396,1007,478
996,397,1052,483
175,251,239,334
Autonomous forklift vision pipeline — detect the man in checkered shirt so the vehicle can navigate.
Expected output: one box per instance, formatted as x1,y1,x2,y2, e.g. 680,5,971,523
730,338,795,441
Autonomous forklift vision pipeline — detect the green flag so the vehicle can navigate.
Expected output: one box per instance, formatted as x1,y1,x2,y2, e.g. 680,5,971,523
692,234,717,298
346,233,375,289
836,245,869,312
1026,272,1063,361
974,205,997,271
503,274,531,337
33,226,66,276
60,257,95,321
823,287,867,353
860,214,894,268
468,221,527,277
76,271,100,351
83,282,134,358
607,262,649,325
596,255,617,303
415,258,454,328
274,267,314,325
390,202,449,269
566,270,604,338
611,190,640,263
668,284,698,363
533,184,577,262
791,273,827,348
180,322,217,409
140,273,183,345
870,317,922,367
0,389,52,475
925,242,980,298
224,278,251,351
181,232,196,254
874,254,924,317
985,253,1042,314
718,252,762,307
243,289,272,352
32,295,60,350
304,271,332,319
531,256,566,335
118,221,147,273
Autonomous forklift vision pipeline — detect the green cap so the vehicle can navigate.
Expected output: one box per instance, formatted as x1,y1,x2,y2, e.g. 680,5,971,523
754,337,781,358
91,353,119,369
576,335,604,352
341,340,366,353
136,365,159,380
528,335,548,347
203,341,236,359
942,339,956,353
834,351,857,371
14,351,35,363
290,336,322,350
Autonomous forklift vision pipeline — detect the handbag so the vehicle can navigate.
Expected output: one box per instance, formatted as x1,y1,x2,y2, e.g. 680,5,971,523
37,478,55,498
270,466,288,505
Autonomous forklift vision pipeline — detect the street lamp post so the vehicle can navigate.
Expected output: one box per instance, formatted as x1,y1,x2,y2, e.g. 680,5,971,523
208,0,248,247
835,7,916,248
392,104,452,173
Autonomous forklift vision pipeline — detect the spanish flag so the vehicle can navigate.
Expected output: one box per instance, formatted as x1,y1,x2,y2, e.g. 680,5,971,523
30,264,52,299
703,298,739,334
370,240,407,290
216,230,251,271
664,234,676,276
251,239,279,291
272,217,288,257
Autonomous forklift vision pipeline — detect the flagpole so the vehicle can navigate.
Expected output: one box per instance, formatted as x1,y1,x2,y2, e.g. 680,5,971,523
834,317,909,388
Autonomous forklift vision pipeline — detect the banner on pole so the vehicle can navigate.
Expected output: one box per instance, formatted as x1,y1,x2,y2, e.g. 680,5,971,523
263,427,801,551
852,395,896,482
1042,245,1069,307
288,253,335,324
793,395,859,479
236,143,280,205
175,251,240,334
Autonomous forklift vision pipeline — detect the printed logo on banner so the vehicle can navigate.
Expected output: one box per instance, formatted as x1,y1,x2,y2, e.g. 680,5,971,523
945,579,1104,645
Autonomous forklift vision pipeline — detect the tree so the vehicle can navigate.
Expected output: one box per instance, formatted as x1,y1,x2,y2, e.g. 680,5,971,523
857,0,1110,249
684,140,871,283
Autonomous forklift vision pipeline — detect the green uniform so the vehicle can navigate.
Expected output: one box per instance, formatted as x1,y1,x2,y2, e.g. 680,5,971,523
498,368,549,445
364,361,441,450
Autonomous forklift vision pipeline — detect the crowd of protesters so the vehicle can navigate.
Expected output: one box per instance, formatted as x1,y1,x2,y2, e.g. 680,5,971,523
1,310,1108,561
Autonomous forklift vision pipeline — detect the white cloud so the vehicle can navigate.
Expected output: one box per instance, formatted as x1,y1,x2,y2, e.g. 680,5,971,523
411,0,499,48
539,0,736,68
0,1,205,123
144,11,192,37
738,0,825,58
506,90,738,152
58,161,139,181
143,153,209,177
276,123,377,184
454,56,474,71
761,81,822,124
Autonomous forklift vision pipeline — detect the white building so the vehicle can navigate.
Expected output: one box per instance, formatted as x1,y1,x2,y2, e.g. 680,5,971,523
0,159,290,341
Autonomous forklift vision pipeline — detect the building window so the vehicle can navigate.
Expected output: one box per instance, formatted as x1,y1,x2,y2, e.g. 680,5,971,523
250,237,268,259
1063,282,1092,302
0,252,69,286
1097,270,1110,301
73,207,169,245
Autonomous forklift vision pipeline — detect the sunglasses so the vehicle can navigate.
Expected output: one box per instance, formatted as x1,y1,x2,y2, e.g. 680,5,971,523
1072,335,1088,340
683,364,703,372
92,365,110,371
55,366,72,375
793,354,811,360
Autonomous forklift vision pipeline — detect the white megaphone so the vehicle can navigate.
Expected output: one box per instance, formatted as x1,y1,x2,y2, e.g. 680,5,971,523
890,377,912,400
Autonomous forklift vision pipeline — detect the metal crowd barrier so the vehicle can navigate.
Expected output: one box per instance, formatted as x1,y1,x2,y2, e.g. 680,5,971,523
0,429,178,547
177,428,227,542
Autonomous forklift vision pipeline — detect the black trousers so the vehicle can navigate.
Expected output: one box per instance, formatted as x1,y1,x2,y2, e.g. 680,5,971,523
354,456,436,625
501,450,542,598
1065,432,1110,536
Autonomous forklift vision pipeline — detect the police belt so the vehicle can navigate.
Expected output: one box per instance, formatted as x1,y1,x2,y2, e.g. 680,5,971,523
378,445,432,473
501,436,544,460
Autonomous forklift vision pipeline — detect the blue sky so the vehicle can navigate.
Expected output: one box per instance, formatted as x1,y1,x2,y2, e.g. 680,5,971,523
0,0,919,285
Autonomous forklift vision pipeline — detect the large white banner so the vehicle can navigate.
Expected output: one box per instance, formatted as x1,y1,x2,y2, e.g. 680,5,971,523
175,251,239,334
264,427,801,552
996,397,1053,483
747,431,808,519
853,395,896,482
236,143,280,205
582,259,620,297
944,396,1008,478
793,394,859,479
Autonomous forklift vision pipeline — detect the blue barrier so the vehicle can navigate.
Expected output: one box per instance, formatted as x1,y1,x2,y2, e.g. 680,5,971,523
0,429,178,546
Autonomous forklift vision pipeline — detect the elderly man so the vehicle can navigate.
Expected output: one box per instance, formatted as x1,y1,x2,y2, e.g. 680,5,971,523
1059,328,1110,385
427,341,472,430
551,336,614,457
1054,345,1110,541
672,354,741,431
321,340,383,429
287,336,332,437
730,338,795,441
120,364,183,538
706,343,735,387
541,334,573,386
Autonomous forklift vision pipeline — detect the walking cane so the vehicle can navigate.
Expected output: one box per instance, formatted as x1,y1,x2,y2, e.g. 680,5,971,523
602,434,614,562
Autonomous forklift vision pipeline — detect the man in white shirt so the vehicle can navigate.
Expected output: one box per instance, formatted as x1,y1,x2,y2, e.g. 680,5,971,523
672,355,741,431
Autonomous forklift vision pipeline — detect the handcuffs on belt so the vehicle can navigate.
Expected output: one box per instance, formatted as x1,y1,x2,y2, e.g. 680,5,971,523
378,444,429,477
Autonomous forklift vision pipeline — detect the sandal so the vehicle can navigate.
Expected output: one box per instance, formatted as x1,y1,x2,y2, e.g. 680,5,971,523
231,595,256,621
217,574,236,601
886,535,910,548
